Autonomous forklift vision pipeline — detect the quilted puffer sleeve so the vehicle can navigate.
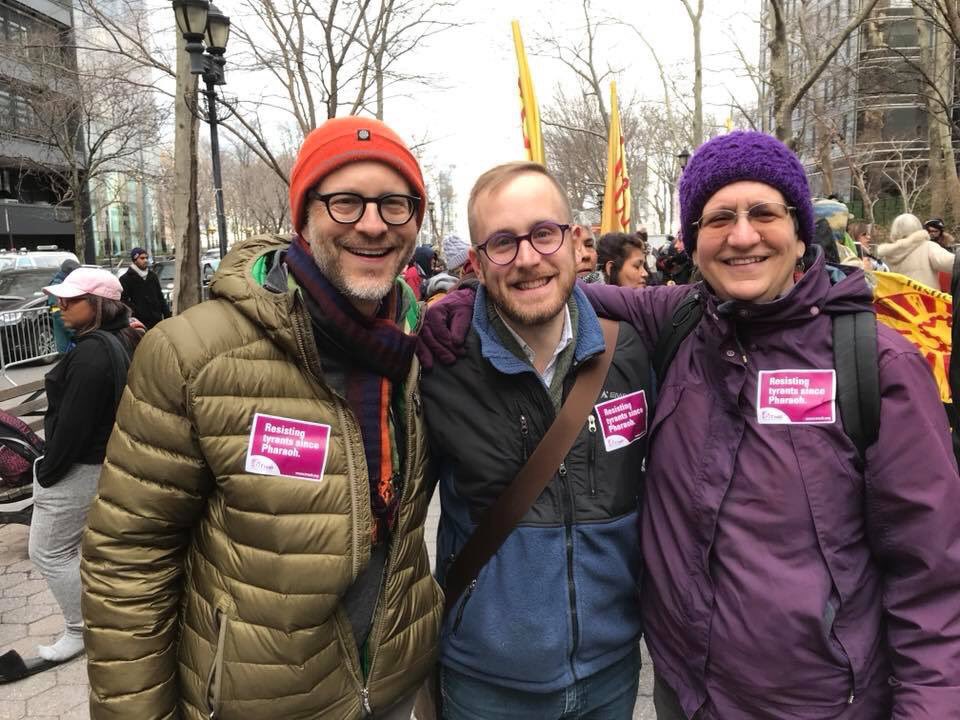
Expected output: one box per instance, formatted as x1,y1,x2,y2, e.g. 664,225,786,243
81,326,213,720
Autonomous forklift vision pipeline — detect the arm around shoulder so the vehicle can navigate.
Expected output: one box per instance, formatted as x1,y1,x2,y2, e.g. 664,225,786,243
81,326,213,720
864,345,960,718
578,282,692,351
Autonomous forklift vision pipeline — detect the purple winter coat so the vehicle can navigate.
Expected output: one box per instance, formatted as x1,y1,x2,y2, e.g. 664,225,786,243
584,253,960,719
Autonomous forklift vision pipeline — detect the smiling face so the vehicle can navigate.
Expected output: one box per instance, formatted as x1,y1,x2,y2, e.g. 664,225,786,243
692,181,805,304
469,171,577,328
304,160,418,315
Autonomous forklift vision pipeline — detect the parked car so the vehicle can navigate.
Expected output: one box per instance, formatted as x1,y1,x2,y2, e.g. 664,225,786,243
0,249,79,271
154,260,176,308
0,269,60,364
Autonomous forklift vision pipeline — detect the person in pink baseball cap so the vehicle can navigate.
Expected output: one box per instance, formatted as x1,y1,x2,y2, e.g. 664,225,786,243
17,266,143,670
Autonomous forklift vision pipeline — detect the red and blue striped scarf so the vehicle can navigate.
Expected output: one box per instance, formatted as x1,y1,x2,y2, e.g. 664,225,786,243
286,235,416,543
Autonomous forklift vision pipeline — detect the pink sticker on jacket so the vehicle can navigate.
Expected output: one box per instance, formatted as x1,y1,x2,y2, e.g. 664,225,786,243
594,390,648,452
757,369,836,425
245,413,331,481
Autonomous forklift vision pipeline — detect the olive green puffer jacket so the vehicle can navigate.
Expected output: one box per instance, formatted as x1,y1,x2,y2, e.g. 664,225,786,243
80,236,442,720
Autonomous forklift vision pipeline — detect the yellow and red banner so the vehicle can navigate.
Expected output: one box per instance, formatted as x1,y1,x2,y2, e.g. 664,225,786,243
601,80,631,234
511,20,544,164
872,271,952,402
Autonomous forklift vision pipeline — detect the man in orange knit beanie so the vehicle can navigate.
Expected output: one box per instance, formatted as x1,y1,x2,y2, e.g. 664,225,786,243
81,117,442,720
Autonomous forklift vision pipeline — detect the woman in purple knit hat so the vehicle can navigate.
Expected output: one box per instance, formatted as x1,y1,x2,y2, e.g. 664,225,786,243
419,131,960,719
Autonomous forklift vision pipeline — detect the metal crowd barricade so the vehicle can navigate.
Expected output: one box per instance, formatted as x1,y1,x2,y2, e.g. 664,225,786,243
0,305,59,386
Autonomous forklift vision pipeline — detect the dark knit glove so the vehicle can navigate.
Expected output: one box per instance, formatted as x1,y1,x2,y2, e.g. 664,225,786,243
416,287,476,369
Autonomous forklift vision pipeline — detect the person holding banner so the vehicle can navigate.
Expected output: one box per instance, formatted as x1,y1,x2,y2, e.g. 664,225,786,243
419,131,960,720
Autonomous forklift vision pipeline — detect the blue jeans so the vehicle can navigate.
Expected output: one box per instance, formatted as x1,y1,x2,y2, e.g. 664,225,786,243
440,645,641,720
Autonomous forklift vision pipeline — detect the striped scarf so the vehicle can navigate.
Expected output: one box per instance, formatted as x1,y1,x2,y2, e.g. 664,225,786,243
286,235,417,543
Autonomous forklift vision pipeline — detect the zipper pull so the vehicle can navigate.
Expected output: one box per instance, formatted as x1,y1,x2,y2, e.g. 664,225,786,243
520,414,530,459
361,687,372,716
587,415,596,434
847,690,855,704
453,579,477,633
559,462,567,476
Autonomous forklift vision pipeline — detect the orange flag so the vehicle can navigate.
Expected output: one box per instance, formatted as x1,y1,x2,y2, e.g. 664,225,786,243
511,20,544,164
601,81,631,234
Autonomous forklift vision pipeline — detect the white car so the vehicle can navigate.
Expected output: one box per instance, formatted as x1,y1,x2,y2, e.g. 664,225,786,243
0,249,80,271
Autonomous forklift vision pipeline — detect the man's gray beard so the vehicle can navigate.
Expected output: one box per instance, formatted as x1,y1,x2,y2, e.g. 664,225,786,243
309,240,398,303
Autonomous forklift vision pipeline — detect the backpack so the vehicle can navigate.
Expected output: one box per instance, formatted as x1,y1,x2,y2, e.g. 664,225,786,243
652,290,880,460
0,409,44,498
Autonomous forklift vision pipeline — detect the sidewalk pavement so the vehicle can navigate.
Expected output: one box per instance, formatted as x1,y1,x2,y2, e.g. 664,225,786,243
0,489,654,719
0,523,87,720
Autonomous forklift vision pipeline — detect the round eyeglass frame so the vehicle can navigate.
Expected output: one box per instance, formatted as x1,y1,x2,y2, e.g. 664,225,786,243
477,222,571,266
308,190,421,226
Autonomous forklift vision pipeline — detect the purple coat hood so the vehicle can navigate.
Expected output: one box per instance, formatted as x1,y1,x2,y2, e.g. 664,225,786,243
583,253,960,719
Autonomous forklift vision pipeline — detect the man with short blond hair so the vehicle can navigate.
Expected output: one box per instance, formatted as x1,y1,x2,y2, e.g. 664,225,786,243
81,116,442,720
422,162,651,718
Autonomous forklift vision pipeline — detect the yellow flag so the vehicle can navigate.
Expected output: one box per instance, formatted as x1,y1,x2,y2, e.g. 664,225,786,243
511,20,544,164
601,81,631,234
872,271,953,402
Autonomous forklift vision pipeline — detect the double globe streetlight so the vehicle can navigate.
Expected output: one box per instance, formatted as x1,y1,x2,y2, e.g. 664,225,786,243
172,0,231,259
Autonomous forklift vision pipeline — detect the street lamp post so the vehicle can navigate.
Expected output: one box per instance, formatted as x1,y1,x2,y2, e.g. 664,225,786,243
672,150,691,233
172,0,231,260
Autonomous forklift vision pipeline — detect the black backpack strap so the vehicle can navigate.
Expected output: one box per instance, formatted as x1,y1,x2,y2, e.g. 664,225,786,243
832,311,880,460
90,330,132,411
652,290,704,386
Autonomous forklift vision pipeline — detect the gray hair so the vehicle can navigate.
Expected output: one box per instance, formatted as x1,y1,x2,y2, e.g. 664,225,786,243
572,210,598,237
889,213,923,242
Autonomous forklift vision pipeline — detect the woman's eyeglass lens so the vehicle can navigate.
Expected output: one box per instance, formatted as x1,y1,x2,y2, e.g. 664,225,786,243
695,202,795,233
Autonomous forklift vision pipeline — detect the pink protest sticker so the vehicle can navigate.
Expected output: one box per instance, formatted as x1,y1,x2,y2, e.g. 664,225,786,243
756,369,836,425
594,390,648,452
245,413,332,481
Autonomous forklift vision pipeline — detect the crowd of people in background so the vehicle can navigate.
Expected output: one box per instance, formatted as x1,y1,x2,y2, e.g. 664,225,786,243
4,118,960,720
398,198,960,301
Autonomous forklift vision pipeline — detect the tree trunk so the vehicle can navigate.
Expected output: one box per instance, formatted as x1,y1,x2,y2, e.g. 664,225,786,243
691,1,704,147
768,1,791,142
173,30,201,313
918,4,948,219
934,23,960,222
71,164,86,261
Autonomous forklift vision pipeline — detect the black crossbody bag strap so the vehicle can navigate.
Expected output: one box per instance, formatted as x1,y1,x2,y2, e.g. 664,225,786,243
832,311,880,461
442,319,620,618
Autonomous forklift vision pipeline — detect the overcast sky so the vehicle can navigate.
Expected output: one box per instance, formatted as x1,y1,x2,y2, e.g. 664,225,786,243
150,0,762,236
381,0,762,234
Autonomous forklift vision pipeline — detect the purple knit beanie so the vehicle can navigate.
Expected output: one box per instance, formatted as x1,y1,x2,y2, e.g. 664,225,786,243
679,131,814,253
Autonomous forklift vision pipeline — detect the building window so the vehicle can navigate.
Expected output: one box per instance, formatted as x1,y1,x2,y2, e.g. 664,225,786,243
883,106,926,140
885,18,920,48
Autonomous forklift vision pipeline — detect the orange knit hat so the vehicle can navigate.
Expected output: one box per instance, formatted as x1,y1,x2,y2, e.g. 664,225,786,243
289,116,427,233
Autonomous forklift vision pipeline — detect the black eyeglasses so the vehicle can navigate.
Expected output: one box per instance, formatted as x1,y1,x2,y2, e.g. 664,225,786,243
477,222,570,265
308,190,421,226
